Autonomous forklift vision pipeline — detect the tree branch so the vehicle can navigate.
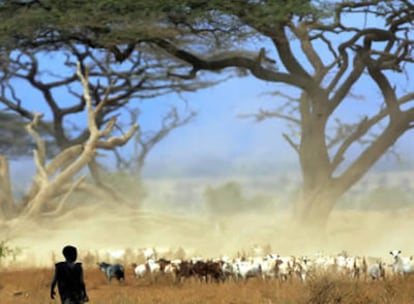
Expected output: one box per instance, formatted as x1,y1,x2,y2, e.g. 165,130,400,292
282,133,300,153
152,38,310,90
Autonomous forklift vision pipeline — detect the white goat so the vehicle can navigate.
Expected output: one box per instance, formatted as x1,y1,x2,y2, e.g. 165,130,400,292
389,250,414,276
344,256,365,279
234,260,262,280
293,256,312,282
133,263,147,278
368,261,386,280
260,256,278,280
275,256,294,282
313,254,336,273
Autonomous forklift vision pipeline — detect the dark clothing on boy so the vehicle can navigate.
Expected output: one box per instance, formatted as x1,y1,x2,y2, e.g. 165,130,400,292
51,261,88,304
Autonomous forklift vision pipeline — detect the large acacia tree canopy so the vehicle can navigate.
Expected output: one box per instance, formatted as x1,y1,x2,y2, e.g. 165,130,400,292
0,0,176,50
0,0,315,52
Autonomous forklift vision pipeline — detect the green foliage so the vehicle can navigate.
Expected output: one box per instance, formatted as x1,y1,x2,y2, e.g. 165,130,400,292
63,170,147,208
0,239,22,267
0,0,317,51
0,111,32,156
0,111,56,158
203,181,274,215
0,0,179,49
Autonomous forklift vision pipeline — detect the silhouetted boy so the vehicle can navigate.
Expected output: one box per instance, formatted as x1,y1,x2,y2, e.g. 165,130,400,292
50,245,89,304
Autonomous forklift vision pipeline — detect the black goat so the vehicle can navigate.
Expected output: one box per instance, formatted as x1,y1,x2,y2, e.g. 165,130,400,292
97,262,125,284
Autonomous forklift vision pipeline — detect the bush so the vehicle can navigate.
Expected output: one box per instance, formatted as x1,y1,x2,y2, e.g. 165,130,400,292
62,170,148,208
0,239,22,288
0,240,22,266
203,181,274,215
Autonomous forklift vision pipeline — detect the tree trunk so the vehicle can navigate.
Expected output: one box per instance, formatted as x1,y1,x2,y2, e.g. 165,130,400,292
295,98,334,232
18,63,138,220
294,182,339,234
0,155,16,218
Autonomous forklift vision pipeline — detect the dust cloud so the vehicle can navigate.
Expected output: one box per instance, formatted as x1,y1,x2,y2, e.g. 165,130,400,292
3,193,414,268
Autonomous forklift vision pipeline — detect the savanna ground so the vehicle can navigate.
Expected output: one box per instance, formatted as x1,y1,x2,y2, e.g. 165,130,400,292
1,202,414,303
2,267,414,304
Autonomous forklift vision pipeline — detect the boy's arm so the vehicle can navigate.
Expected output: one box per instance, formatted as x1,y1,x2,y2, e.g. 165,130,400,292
50,266,57,299
79,265,89,301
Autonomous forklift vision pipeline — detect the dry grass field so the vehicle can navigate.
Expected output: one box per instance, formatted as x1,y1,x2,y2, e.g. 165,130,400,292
2,267,414,303
1,203,414,303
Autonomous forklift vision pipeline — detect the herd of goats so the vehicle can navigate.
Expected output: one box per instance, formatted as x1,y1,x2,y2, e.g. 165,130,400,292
96,248,414,284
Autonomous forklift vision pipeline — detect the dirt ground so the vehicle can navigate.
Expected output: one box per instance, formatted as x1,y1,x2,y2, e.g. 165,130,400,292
1,205,414,267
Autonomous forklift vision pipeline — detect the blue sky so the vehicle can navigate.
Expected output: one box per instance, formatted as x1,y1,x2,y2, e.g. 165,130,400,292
138,76,300,177
4,10,414,181
139,76,414,177
6,51,414,180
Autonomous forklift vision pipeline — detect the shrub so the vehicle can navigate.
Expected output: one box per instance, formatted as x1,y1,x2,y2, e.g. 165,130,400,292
0,239,22,288
203,181,274,215
0,240,21,266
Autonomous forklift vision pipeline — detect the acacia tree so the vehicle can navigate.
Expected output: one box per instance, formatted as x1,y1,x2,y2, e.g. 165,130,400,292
1,1,414,228
0,42,213,217
0,1,218,220
153,1,414,228
0,63,138,219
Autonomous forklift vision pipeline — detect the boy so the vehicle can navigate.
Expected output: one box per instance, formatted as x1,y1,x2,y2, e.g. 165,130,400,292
50,245,89,304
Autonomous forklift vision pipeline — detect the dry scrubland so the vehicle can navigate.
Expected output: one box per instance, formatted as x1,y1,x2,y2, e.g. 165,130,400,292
1,200,414,303
2,267,414,303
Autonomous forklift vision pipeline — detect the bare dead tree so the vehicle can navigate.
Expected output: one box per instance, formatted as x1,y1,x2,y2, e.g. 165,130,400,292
0,44,210,150
18,62,138,219
0,43,216,208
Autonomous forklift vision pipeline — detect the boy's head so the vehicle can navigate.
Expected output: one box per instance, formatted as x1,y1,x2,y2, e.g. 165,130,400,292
62,245,77,262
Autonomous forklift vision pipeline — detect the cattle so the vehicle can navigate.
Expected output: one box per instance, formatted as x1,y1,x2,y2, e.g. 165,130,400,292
97,262,125,283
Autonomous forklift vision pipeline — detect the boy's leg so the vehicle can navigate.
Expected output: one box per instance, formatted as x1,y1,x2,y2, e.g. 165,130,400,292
63,299,83,304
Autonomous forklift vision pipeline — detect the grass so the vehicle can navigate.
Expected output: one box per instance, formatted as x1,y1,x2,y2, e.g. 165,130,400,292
2,207,414,303
1,267,414,303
